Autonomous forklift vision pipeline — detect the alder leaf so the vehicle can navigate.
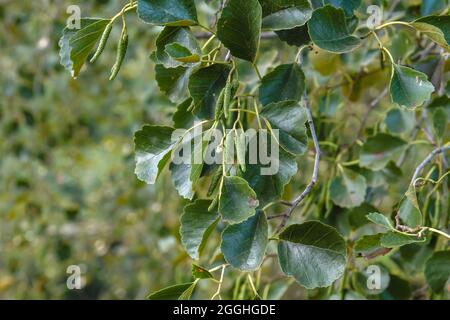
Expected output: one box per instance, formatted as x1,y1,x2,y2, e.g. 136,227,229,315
275,25,311,47
134,125,177,184
412,15,450,51
385,108,415,134
180,200,220,260
329,167,367,208
260,100,308,155
188,64,232,119
359,133,407,171
307,5,361,53
147,282,195,300
153,27,201,68
278,221,347,289
323,0,361,17
259,0,312,31
172,98,198,129
219,176,259,224
137,0,198,26
155,64,195,103
239,140,298,207
192,264,214,279
353,234,391,260
59,18,111,78
425,251,450,293
366,212,395,230
259,63,306,105
221,211,268,271
380,231,426,248
217,0,262,62
398,196,423,229
390,64,435,109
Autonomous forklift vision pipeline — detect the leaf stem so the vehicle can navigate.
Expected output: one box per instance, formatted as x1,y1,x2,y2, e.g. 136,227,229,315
375,21,414,31
252,62,263,81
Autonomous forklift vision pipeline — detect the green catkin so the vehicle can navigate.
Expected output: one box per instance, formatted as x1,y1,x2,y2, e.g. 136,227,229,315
109,26,128,81
223,80,232,119
207,165,223,197
90,21,113,63
214,88,225,120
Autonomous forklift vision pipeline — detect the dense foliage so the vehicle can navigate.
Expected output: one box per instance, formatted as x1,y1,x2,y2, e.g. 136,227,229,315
5,0,450,300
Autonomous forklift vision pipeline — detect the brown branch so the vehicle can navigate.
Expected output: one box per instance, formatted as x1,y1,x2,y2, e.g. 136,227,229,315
275,93,321,232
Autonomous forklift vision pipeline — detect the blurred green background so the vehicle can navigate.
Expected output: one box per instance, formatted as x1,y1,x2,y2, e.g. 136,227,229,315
0,0,192,299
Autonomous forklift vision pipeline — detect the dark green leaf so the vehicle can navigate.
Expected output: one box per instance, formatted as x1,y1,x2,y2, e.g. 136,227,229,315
155,64,195,103
412,15,450,51
260,100,308,155
380,231,426,248
192,264,214,279
137,0,198,26
329,167,367,208
153,27,201,68
354,234,389,259
275,25,311,47
259,64,306,105
366,212,395,230
425,251,450,293
147,282,194,300
324,0,361,17
307,5,361,53
259,0,312,31
217,0,262,62
359,133,407,171
180,200,220,260
398,197,422,229
219,176,259,224
278,221,347,289
134,125,177,184
59,18,111,78
173,98,197,129
385,108,415,134
221,211,268,271
188,64,232,119
390,64,435,109
432,107,447,139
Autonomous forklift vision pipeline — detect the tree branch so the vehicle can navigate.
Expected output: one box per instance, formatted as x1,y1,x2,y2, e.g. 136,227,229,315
410,145,450,186
275,93,321,232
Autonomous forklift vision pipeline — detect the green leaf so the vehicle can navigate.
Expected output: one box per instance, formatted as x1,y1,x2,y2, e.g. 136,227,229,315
412,15,450,51
425,251,450,293
192,264,214,279
348,203,379,229
307,5,361,53
180,199,220,260
219,176,259,224
134,125,177,184
188,64,232,119
178,281,197,300
239,141,298,207
385,108,415,134
166,43,200,63
217,0,262,62
259,0,312,31
359,133,407,171
147,282,195,300
390,64,435,109
432,107,447,139
173,98,197,129
354,234,390,259
275,25,311,47
366,212,395,230
259,64,306,105
59,18,111,78
153,27,201,68
380,231,426,248
260,100,308,155
323,0,361,17
221,211,268,271
170,138,206,200
278,221,347,289
155,64,195,103
137,0,198,26
398,197,422,229
329,167,367,208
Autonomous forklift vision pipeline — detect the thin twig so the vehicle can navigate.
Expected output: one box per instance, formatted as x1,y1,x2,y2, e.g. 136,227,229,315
195,31,278,40
410,145,450,186
275,93,321,232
